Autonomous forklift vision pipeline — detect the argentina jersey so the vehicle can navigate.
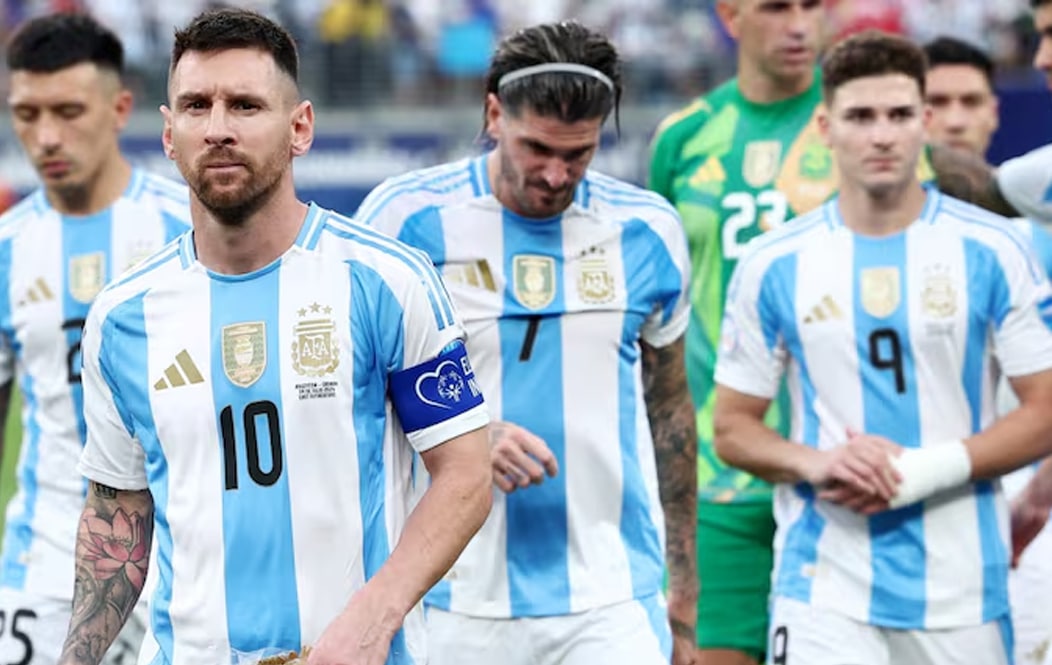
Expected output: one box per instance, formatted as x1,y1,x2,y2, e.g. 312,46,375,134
715,187,1052,630
361,156,691,618
78,204,487,664
0,169,188,600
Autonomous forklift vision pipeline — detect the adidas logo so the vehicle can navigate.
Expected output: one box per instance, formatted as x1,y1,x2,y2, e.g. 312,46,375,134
803,295,844,324
18,278,54,306
689,156,727,187
154,350,204,390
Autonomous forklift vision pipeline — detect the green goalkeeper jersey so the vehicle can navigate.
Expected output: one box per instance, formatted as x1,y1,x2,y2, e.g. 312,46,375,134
649,74,834,504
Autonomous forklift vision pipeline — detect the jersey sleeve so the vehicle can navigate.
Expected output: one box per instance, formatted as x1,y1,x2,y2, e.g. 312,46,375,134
990,232,1052,378
384,251,489,452
77,303,148,489
639,210,692,348
1022,219,1052,280
997,144,1052,224
713,251,787,399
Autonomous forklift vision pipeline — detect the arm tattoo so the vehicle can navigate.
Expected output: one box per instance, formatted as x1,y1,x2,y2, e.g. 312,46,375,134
641,339,699,609
59,482,153,665
929,143,1019,217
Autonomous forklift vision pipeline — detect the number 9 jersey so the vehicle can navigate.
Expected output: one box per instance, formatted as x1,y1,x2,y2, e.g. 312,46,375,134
77,205,488,663
714,188,1052,630
648,73,935,503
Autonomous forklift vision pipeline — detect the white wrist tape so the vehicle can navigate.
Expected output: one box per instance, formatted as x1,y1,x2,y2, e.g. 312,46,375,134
888,441,972,509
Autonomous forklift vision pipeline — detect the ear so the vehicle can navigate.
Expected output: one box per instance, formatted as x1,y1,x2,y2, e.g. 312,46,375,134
817,103,832,147
160,105,175,160
921,104,933,143
113,89,134,131
290,100,315,158
484,93,502,141
715,0,741,40
990,96,1000,135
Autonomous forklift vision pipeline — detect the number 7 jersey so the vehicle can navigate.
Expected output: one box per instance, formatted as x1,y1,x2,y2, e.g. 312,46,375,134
715,188,1052,629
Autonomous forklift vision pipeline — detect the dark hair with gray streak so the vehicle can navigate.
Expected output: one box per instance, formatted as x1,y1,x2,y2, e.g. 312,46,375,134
483,21,622,134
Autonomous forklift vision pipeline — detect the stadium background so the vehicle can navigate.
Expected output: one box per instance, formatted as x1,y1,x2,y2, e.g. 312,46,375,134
0,0,1050,529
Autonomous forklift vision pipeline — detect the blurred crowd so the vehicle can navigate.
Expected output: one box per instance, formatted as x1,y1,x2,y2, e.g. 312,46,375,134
0,0,1045,108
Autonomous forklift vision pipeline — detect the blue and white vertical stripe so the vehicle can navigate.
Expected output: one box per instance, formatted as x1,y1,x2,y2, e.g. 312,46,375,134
718,190,1052,630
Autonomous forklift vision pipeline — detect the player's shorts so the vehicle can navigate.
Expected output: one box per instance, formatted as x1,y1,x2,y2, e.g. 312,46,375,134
768,596,1012,665
696,498,775,659
0,586,148,665
426,593,671,665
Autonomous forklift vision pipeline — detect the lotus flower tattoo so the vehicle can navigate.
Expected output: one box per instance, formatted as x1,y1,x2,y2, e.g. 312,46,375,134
81,507,148,588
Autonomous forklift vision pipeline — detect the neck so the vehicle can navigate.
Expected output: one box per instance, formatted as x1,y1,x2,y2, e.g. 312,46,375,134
48,153,132,216
837,180,928,237
736,60,813,104
192,176,307,275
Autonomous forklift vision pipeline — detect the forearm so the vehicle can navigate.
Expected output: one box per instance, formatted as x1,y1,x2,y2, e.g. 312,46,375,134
357,429,491,626
965,401,1052,480
929,143,1019,217
60,482,152,665
713,409,816,485
648,396,697,592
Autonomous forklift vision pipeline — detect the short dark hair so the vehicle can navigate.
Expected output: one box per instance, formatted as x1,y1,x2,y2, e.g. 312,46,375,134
171,8,299,84
822,31,928,103
6,12,123,76
485,21,622,128
1033,0,1052,8
923,36,995,89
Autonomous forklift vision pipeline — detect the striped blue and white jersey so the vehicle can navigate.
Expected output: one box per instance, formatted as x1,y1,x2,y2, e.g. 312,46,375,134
78,204,488,664
360,155,691,618
0,169,189,600
715,187,1052,630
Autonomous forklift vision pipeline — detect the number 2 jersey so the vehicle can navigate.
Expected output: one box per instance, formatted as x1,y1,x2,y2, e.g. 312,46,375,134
77,204,488,663
715,188,1052,629
359,155,691,619
0,170,189,600
649,73,934,503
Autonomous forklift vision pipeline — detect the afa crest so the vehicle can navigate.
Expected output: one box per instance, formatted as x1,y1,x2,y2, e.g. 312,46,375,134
222,322,267,388
291,303,340,377
576,247,615,304
69,253,105,303
922,265,957,318
860,267,901,319
513,255,556,310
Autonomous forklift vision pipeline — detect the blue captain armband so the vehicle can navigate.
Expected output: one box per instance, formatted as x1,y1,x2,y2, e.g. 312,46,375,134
389,340,485,433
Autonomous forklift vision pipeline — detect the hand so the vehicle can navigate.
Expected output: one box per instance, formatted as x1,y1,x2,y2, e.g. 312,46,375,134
810,431,902,513
667,589,699,665
489,421,558,493
1010,491,1051,568
307,588,400,665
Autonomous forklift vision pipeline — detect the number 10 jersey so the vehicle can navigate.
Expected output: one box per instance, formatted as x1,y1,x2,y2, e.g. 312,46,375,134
715,189,1052,630
78,204,488,663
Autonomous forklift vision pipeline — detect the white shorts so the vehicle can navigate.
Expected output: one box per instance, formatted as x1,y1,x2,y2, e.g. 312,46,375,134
0,587,148,665
426,594,671,665
769,597,1011,665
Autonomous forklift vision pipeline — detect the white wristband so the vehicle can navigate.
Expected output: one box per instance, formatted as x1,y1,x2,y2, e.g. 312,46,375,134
888,441,972,509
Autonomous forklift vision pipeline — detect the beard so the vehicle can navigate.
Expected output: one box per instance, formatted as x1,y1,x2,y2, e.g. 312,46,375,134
498,149,574,219
183,148,286,227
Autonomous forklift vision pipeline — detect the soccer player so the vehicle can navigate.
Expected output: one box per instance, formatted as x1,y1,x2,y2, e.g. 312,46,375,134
934,0,1052,223
359,21,699,665
0,13,189,665
924,34,1052,665
59,9,491,665
648,2,828,662
714,30,1052,664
